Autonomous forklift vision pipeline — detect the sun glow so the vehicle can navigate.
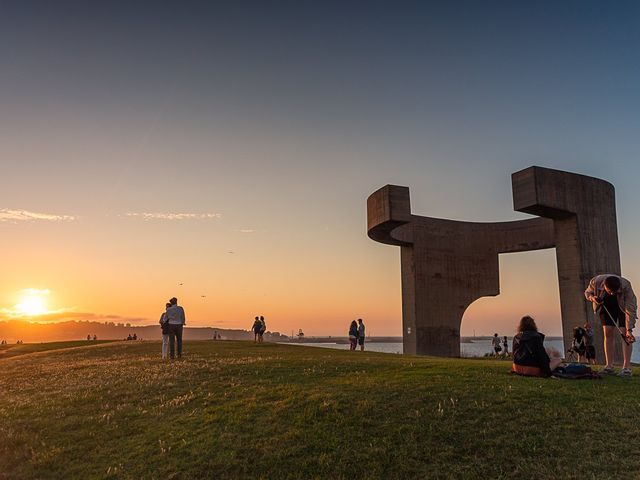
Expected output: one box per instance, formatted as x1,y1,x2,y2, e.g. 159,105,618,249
13,289,50,316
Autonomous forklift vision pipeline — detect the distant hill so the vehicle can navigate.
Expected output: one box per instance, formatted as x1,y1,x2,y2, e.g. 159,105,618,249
0,319,289,343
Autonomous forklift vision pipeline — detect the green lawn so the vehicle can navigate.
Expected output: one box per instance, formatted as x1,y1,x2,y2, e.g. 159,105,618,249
0,341,637,479
0,340,116,359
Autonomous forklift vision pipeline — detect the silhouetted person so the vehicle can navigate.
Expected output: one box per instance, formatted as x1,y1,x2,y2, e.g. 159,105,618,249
357,318,366,351
348,320,358,351
502,335,508,355
93,334,97,341
259,316,266,343
127,334,132,341
132,333,137,341
252,316,261,342
87,334,91,341
159,302,171,359
166,297,186,359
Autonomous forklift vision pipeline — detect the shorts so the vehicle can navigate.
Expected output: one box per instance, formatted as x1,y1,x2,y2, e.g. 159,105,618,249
600,311,623,328
586,345,596,359
511,363,544,377
358,337,365,346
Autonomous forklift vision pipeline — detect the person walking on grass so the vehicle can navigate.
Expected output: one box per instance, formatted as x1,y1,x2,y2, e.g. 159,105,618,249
357,318,366,351
252,316,262,342
166,297,186,359
348,320,358,351
502,336,509,356
159,302,171,360
585,274,637,377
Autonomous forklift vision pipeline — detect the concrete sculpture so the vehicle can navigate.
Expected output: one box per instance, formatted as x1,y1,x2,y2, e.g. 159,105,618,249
368,166,620,360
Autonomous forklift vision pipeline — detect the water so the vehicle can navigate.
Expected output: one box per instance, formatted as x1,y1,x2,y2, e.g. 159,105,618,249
291,339,640,362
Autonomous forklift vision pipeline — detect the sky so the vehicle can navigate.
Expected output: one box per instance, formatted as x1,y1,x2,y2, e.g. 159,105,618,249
1,1,640,337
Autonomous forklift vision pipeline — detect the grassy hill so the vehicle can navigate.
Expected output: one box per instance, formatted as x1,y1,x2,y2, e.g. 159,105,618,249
1,341,638,479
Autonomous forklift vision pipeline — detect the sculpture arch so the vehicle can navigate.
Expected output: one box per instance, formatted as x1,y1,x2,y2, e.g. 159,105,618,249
367,166,620,360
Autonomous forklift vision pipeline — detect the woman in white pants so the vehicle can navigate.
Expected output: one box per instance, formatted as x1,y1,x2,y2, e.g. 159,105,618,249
159,302,171,359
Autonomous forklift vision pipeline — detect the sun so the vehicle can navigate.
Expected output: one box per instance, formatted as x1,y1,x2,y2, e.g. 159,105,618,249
13,289,50,316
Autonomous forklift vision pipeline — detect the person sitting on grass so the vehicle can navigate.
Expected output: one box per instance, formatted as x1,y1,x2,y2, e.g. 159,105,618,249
511,315,562,377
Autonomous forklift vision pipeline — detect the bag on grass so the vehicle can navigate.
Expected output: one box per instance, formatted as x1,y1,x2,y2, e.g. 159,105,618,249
552,363,601,380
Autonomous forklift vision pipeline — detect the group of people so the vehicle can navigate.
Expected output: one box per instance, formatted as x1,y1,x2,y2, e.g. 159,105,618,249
348,319,365,351
252,316,267,342
86,334,98,341
511,273,637,378
159,297,186,360
125,334,139,341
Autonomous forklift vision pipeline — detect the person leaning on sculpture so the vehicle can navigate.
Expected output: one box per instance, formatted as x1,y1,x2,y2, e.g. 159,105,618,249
585,274,637,377
511,316,562,377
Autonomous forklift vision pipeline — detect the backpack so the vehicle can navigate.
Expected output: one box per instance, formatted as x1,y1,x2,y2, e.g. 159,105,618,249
552,363,601,380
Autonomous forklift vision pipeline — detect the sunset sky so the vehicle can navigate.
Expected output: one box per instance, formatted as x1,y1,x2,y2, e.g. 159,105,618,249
2,1,640,337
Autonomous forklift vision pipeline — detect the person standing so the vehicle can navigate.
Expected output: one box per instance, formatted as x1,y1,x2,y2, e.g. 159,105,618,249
259,316,266,343
252,316,262,342
491,333,502,356
166,297,186,359
159,302,171,360
348,320,358,351
502,336,509,355
585,274,637,376
357,318,366,351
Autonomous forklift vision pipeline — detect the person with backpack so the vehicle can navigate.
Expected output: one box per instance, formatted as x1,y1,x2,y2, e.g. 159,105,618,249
568,325,587,362
585,274,637,377
511,316,562,377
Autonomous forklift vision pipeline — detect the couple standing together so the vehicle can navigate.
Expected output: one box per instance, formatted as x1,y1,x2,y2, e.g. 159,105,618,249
159,297,186,359
348,318,365,351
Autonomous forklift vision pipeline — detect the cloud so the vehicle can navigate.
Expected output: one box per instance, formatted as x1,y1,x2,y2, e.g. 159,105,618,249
123,212,222,221
0,209,77,223
240,229,256,233
0,309,149,324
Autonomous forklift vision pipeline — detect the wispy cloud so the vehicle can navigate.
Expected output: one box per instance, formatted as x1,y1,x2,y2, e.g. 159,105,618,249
240,229,256,233
123,212,222,221
0,209,77,223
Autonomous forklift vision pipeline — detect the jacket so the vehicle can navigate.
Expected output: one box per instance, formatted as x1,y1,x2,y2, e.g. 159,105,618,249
584,274,637,330
512,331,552,377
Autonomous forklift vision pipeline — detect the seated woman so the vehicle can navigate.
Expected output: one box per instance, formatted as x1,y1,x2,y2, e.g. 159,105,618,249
511,315,563,377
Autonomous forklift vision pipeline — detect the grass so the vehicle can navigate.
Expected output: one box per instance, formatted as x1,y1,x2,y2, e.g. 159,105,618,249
1,340,638,480
0,340,116,359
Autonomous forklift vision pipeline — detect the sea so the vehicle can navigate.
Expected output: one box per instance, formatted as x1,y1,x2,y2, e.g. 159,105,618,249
289,338,640,362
